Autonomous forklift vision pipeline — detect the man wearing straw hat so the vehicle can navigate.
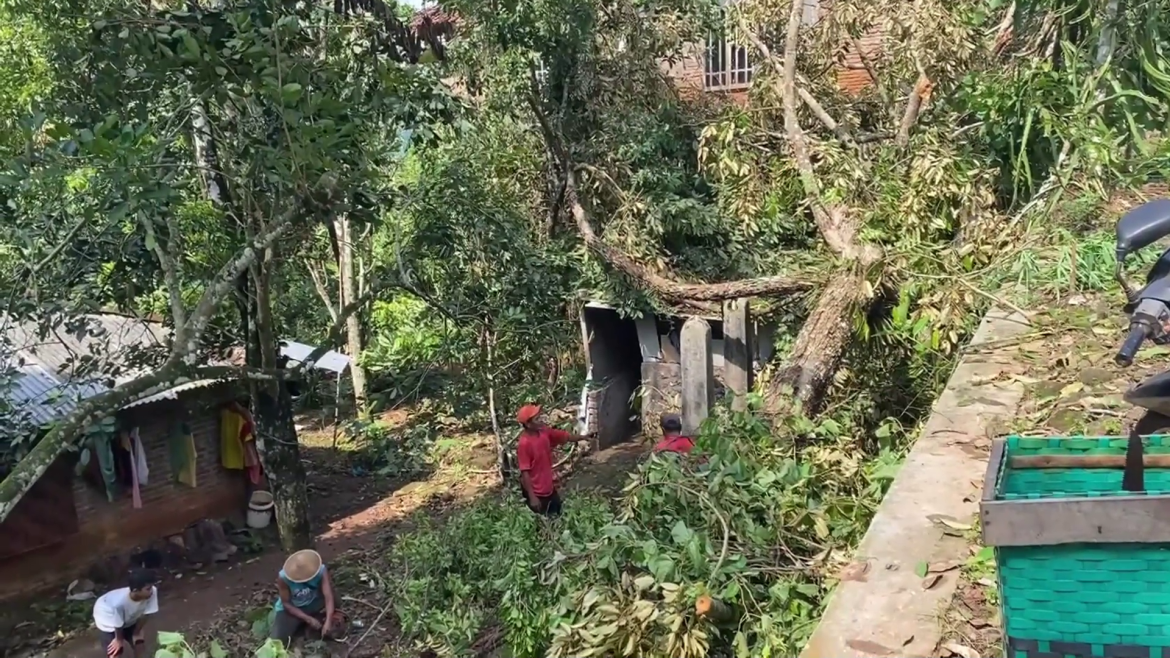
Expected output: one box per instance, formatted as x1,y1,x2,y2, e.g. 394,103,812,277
269,549,346,645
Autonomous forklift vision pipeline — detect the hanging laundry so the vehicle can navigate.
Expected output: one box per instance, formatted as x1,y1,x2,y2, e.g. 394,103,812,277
91,432,119,503
130,427,149,486
243,440,262,485
168,422,198,487
220,405,251,470
120,431,142,509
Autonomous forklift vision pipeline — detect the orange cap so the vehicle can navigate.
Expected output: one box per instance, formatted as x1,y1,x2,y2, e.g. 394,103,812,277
516,404,541,424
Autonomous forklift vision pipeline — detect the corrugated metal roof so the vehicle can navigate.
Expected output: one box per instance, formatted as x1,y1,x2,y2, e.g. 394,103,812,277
3,359,97,427
2,314,349,427
120,378,227,410
4,314,168,387
280,340,351,374
1,314,173,428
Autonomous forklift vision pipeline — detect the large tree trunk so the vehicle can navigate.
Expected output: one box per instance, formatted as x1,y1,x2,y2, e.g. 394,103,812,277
765,270,867,414
193,96,312,550
335,214,369,418
252,247,314,551
253,378,313,551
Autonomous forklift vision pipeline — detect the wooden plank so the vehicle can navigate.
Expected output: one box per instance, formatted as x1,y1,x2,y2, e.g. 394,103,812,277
1011,454,1170,469
982,438,1005,502
981,495,1170,546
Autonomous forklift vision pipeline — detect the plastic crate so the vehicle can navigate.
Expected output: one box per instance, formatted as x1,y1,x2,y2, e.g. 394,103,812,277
982,435,1170,658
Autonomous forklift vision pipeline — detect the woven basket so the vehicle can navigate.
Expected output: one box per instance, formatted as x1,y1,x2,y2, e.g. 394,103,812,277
983,435,1170,658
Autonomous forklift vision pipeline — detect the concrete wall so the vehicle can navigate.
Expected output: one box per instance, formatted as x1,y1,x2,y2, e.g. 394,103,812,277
581,306,644,450
0,384,244,601
800,308,1029,658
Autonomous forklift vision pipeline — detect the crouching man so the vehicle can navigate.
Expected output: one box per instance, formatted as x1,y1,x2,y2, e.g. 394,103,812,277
93,569,159,657
270,549,347,646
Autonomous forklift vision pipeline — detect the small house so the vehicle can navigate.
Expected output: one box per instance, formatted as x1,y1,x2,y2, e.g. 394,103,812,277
577,301,777,448
0,314,251,601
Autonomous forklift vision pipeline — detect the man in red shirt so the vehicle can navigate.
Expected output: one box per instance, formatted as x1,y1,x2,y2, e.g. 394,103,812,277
653,414,695,455
515,404,591,516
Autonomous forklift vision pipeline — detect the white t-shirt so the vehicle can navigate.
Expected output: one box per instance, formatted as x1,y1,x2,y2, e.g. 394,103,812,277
93,587,159,633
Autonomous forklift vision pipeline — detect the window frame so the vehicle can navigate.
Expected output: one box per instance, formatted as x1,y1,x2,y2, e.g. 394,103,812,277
701,0,820,93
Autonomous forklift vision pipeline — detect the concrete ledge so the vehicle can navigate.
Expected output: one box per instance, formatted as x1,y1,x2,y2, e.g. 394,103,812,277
801,308,1030,658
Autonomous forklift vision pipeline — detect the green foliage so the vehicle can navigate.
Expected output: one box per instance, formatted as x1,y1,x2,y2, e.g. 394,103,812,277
381,406,901,658
347,418,436,478
155,630,277,658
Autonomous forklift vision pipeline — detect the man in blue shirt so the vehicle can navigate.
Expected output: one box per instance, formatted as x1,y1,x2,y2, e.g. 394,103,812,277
270,549,346,645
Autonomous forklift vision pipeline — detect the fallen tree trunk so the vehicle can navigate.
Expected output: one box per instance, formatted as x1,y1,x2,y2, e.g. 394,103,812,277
565,180,815,302
765,270,869,414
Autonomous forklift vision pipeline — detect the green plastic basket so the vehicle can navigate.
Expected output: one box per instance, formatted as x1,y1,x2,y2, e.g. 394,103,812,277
983,435,1170,658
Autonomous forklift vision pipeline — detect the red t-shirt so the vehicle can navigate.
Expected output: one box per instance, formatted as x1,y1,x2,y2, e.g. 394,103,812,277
517,427,572,497
654,434,695,454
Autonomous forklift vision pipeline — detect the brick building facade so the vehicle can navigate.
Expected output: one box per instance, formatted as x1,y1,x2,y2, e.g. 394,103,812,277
0,315,249,600
662,0,883,100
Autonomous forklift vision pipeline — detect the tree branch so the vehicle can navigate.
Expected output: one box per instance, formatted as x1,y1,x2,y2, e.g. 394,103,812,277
182,208,301,359
849,35,890,106
140,215,188,336
565,179,814,301
740,26,855,146
305,258,340,324
894,73,931,148
526,81,815,303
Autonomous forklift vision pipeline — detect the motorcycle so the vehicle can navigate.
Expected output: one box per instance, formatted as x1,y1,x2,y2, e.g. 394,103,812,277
1111,198,1170,489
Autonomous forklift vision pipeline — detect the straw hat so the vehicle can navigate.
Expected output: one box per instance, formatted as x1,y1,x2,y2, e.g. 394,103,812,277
283,549,323,583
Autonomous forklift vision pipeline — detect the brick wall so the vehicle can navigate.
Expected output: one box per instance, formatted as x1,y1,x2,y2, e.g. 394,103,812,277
0,384,244,601
835,29,884,95
665,41,881,99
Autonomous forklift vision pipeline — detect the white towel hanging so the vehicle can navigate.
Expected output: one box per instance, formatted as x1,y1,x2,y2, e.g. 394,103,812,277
131,427,149,486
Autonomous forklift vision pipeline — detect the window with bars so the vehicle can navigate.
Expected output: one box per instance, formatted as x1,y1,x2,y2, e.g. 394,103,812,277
704,35,753,91
702,0,821,92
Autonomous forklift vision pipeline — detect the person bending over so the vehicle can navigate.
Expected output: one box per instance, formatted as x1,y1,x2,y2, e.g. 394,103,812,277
270,549,346,645
653,414,695,455
93,569,159,657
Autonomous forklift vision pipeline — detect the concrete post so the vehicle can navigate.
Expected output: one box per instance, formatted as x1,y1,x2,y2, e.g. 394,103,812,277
722,298,754,411
680,317,714,436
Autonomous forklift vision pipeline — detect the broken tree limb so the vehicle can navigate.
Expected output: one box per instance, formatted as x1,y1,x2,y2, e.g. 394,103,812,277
695,595,737,623
565,181,815,301
766,270,870,412
753,0,881,415
895,73,932,148
525,81,817,304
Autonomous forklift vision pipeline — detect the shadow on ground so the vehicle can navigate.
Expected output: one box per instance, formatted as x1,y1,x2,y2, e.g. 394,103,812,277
3,424,652,658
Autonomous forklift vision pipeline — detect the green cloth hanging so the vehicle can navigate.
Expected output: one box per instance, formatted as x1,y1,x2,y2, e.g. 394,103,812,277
168,421,198,487
90,431,118,502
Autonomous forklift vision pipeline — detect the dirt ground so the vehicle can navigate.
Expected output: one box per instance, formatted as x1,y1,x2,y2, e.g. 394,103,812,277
935,293,1165,658
4,409,652,658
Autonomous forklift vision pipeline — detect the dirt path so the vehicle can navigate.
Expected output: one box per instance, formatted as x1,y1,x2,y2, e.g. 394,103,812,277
20,431,652,658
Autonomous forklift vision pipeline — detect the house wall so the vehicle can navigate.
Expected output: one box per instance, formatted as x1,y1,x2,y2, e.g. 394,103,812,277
835,30,883,95
665,39,881,98
580,307,644,450
0,384,244,601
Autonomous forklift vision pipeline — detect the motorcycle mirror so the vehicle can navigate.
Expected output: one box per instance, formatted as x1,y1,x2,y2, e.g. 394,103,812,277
1116,198,1170,261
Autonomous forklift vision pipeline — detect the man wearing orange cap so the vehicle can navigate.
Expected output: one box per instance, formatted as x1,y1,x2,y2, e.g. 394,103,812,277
515,404,592,516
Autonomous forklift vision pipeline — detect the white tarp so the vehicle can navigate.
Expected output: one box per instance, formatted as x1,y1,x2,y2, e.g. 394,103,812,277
279,340,351,374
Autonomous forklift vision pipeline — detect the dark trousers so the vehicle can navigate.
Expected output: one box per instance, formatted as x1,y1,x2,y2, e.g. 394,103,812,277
98,623,141,656
520,483,563,516
269,599,347,644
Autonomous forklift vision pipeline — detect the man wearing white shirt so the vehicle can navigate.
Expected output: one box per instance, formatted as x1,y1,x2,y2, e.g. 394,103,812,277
92,570,159,657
